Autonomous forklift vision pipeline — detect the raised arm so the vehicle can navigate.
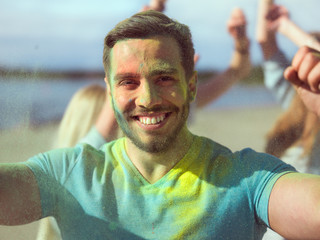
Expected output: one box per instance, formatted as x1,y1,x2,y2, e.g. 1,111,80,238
258,2,320,56
140,0,167,12
256,0,277,60
196,8,251,108
256,0,273,43
284,46,320,117
275,9,320,51
94,96,119,142
0,163,41,225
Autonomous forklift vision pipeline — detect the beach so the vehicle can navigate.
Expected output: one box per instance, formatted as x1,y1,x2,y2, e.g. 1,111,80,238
0,104,283,240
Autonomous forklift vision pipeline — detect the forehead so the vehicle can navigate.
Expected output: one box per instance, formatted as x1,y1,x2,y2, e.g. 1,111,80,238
109,36,182,75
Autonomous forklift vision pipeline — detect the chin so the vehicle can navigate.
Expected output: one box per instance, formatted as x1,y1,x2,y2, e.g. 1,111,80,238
131,135,174,153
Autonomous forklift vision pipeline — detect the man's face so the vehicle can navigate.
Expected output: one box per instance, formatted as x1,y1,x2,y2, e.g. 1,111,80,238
106,36,196,153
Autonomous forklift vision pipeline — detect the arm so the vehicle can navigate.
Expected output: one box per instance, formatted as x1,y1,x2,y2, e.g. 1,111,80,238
284,46,320,117
0,163,41,225
196,8,251,108
256,2,294,107
278,15,320,51
259,3,320,55
256,0,278,60
256,0,274,43
268,172,320,239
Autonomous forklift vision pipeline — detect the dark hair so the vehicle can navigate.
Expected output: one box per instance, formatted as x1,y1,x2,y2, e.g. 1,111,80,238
103,10,195,79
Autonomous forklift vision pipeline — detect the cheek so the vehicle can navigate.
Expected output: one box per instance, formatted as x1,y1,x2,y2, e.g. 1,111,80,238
112,93,130,110
165,87,188,104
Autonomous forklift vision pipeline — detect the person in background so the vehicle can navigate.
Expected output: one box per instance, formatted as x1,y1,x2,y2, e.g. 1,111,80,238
256,0,320,109
259,2,320,174
256,1,320,171
36,84,119,240
256,0,292,108
256,1,320,239
195,7,251,108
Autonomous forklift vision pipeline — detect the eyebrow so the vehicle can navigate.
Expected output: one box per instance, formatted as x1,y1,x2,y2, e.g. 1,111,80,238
114,67,178,82
114,73,140,82
148,67,178,76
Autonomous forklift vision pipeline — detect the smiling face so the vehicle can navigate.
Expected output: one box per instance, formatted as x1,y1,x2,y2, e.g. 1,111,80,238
106,36,196,153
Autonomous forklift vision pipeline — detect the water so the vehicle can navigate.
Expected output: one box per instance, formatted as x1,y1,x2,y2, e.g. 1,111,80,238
0,76,277,130
0,76,104,129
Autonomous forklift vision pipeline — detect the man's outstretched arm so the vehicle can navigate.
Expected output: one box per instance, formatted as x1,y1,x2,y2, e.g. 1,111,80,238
0,163,41,225
268,172,320,239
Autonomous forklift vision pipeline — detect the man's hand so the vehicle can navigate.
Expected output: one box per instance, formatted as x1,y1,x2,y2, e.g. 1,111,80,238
284,46,320,117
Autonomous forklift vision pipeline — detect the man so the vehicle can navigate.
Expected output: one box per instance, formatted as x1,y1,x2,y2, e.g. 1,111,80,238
1,10,320,239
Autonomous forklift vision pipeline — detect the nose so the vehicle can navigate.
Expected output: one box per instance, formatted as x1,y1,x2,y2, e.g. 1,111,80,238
136,81,162,109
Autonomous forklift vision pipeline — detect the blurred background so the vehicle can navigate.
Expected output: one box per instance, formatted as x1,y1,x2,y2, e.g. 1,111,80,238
1,0,319,71
0,0,319,129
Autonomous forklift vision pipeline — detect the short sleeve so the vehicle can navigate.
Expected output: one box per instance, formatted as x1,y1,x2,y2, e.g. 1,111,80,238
23,145,85,217
263,50,295,109
235,148,296,226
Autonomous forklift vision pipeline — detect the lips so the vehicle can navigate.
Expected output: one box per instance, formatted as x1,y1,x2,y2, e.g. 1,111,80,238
139,114,165,125
132,113,170,125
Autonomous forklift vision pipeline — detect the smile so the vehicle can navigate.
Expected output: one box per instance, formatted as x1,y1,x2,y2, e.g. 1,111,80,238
134,113,170,125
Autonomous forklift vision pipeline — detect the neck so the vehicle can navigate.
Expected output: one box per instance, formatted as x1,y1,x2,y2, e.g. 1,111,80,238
125,127,194,184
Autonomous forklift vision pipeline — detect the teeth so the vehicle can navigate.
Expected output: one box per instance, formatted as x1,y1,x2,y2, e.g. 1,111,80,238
139,114,166,125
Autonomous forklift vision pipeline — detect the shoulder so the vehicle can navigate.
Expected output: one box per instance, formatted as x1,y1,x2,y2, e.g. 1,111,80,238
198,136,295,180
24,143,106,182
233,147,296,174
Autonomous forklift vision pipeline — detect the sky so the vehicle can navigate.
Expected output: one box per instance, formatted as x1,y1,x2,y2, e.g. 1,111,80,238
1,0,319,71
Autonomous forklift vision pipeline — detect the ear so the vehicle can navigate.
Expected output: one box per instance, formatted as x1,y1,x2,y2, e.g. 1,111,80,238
188,71,198,102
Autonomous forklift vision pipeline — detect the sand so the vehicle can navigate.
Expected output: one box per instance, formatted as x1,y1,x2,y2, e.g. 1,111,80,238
0,105,283,240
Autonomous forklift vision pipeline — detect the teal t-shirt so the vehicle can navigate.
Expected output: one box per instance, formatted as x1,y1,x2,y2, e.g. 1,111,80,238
25,136,295,239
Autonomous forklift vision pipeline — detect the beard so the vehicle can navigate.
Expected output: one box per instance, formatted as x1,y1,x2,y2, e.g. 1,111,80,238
112,95,191,153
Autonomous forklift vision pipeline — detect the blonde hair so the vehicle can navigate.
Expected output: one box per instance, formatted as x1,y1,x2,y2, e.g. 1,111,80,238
55,84,106,148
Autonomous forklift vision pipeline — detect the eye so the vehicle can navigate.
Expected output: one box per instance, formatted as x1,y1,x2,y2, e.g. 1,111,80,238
118,79,139,89
157,76,175,84
159,76,173,81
